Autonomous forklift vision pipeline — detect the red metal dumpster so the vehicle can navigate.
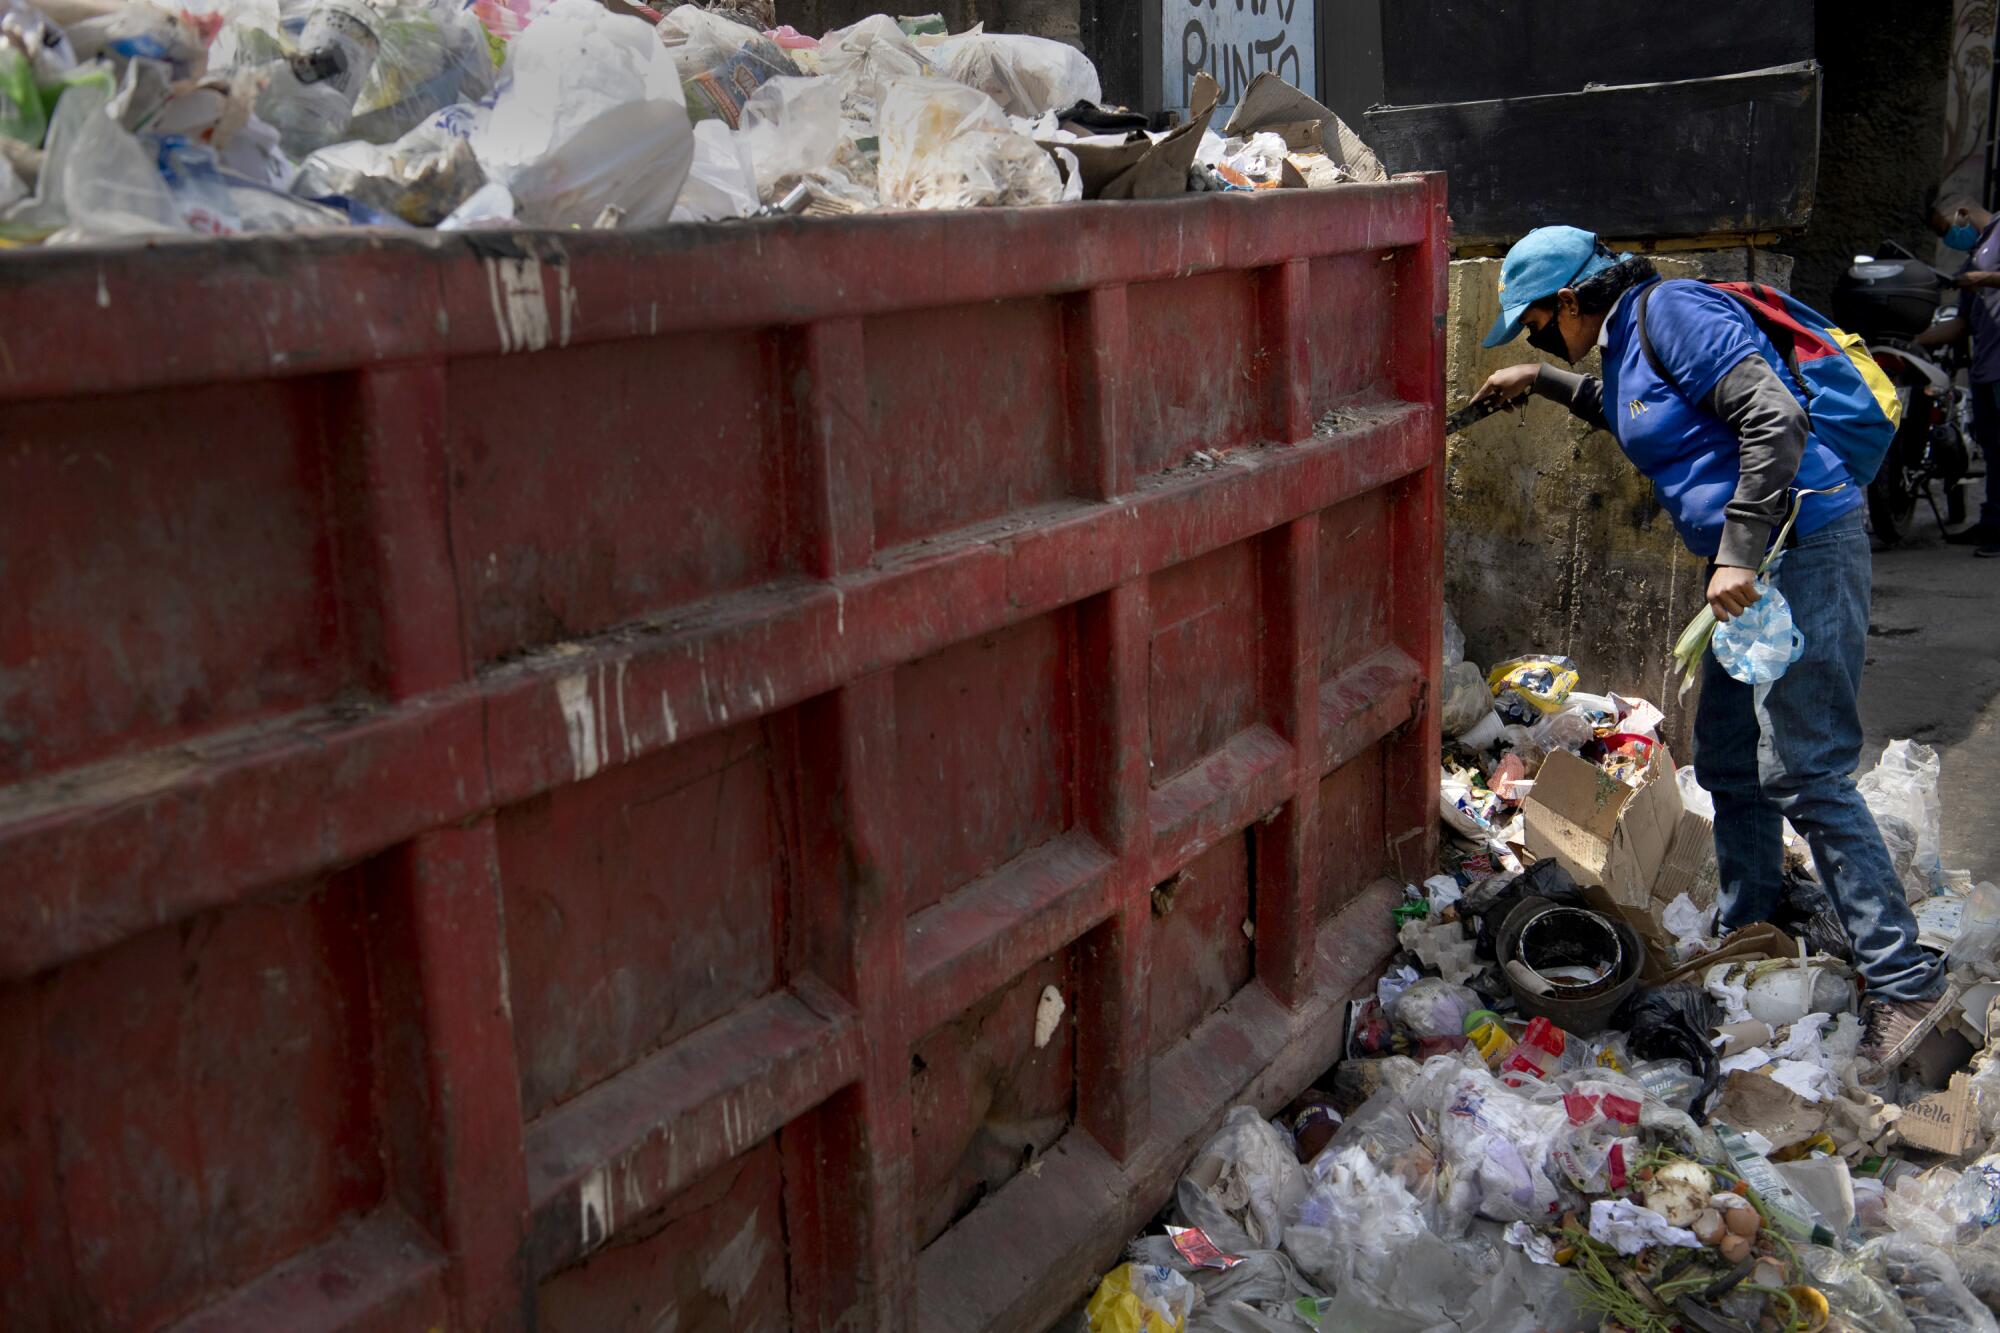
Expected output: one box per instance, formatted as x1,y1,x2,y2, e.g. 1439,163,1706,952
0,176,1445,1333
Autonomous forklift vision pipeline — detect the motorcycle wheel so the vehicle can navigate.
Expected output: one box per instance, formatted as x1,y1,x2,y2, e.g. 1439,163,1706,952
1869,469,1916,544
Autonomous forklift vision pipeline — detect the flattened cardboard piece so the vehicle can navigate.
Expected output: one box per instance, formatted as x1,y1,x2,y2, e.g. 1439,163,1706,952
1086,72,1219,200
1897,1072,1977,1156
1714,1071,1825,1151
1645,922,1795,987
1221,72,1388,183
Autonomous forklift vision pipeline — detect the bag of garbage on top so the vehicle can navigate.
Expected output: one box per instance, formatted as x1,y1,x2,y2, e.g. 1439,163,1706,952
929,31,1099,118
1174,1105,1310,1254
294,115,486,224
876,75,1062,210
470,0,692,228
1710,573,1804,685
655,3,797,127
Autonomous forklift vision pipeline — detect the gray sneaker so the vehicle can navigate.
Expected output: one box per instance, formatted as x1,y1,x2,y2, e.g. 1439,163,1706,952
1860,985,1961,1071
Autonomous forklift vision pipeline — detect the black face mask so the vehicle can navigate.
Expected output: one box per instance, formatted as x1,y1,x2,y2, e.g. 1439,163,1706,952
1525,316,1569,360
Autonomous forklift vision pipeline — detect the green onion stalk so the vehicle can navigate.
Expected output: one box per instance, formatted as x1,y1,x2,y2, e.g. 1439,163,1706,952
1671,484,1849,700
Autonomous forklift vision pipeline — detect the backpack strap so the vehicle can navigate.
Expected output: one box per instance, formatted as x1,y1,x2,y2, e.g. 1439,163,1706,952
1634,279,1815,409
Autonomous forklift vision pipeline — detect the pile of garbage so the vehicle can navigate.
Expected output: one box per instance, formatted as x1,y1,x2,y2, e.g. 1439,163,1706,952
0,0,1385,243
1080,613,2000,1332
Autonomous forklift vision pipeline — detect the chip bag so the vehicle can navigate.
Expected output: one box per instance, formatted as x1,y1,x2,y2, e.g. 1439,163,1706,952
1486,655,1579,724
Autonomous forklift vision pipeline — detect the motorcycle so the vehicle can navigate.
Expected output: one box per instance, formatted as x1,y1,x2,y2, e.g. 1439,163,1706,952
1831,242,1974,543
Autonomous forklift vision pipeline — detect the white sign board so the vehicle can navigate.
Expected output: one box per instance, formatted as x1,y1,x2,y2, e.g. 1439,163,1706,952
1162,0,1315,116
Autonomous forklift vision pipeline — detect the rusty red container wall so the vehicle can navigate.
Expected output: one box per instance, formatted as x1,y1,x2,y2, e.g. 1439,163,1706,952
0,178,1446,1333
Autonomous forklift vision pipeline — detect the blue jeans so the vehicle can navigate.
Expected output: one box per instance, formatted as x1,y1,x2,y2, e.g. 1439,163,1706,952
1693,510,1945,1002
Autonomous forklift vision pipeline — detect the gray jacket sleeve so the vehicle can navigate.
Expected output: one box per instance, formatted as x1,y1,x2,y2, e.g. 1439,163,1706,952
1530,363,1607,431
1707,354,1809,569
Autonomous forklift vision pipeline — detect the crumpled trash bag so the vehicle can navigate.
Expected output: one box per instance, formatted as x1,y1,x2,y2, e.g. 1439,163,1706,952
1485,655,1578,724
669,116,756,220
737,73,842,200
1386,977,1478,1041
875,75,1062,210
1126,1234,1320,1318
1611,982,1721,1120
1440,659,1492,738
294,117,485,224
930,30,1099,118
1442,607,1465,671
1711,573,1804,684
470,0,692,228
1859,1232,2000,1333
1858,738,1945,899
346,0,497,145
1174,1105,1311,1254
815,11,929,104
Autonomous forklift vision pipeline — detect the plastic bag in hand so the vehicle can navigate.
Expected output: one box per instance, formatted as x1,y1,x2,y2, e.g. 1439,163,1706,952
1710,573,1804,685
471,0,691,228
876,75,1061,210
1709,570,1804,685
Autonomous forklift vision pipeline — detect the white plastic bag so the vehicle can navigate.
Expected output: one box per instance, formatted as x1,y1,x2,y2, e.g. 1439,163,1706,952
670,117,756,220
737,73,842,199
472,0,691,228
1858,738,1945,899
931,31,1099,118
1443,607,1465,670
1440,659,1492,738
8,73,186,241
1283,1146,1480,1327
295,118,486,224
816,12,928,105
875,75,1061,210
656,3,797,126
1174,1105,1310,1254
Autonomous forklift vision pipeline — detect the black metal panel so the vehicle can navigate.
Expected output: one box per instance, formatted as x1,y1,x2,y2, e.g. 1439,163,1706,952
1377,0,1815,105
1364,63,1821,246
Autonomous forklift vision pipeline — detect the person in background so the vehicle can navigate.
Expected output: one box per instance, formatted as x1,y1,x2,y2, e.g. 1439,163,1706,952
1469,226,1952,1071
1920,195,2000,556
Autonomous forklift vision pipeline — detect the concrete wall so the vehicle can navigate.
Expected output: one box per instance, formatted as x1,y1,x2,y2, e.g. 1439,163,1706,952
1443,250,1792,757
1784,0,1952,311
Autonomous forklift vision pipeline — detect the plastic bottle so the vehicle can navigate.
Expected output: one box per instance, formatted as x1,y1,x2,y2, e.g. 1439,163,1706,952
1463,1009,1515,1067
256,0,382,156
1629,1058,1699,1112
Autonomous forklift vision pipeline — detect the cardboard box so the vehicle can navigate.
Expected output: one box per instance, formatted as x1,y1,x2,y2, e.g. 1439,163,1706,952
1897,1072,1978,1157
1524,745,1717,959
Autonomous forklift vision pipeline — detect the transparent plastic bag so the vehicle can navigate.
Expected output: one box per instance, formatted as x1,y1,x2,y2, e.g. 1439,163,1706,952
737,72,841,199
346,0,496,144
656,3,796,127
1283,1145,1479,1327
669,116,755,219
1440,659,1491,738
7,72,188,241
1859,1233,2000,1333
1486,655,1579,725
816,12,928,105
0,0,76,146
1442,607,1465,670
1858,738,1945,899
294,117,484,223
1386,977,1477,1041
1710,574,1804,684
930,30,1099,117
471,0,692,228
876,75,1061,210
1174,1105,1311,1254
66,0,213,80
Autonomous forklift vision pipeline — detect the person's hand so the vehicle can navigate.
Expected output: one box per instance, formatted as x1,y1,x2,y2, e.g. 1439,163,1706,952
1470,362,1539,410
1957,271,2000,290
1707,565,1762,622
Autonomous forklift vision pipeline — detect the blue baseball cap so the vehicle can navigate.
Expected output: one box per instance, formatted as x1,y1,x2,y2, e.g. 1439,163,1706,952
1482,226,1624,347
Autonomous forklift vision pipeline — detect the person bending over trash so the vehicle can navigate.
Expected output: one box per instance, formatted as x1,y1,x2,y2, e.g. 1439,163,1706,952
1469,225,1952,1071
